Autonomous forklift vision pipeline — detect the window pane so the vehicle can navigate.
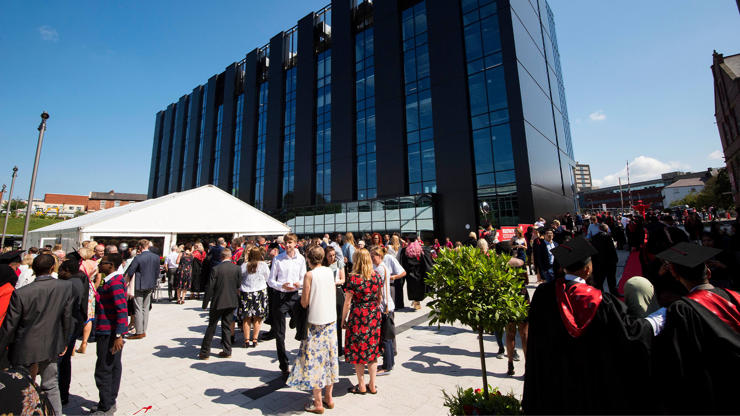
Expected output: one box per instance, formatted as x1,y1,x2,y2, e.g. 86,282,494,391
464,22,483,61
468,72,487,116
492,124,514,171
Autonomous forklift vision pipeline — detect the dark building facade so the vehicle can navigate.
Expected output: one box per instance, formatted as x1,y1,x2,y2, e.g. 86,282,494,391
148,0,576,240
712,51,740,208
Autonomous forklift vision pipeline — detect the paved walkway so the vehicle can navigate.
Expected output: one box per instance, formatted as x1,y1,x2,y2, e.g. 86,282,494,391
63,249,631,415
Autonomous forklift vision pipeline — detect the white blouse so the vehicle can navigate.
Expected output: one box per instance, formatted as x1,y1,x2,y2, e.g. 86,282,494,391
240,261,269,293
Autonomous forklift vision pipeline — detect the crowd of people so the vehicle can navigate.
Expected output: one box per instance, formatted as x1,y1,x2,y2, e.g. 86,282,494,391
0,206,738,414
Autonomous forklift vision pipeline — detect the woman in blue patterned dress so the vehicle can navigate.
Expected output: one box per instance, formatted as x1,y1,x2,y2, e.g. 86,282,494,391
287,245,339,414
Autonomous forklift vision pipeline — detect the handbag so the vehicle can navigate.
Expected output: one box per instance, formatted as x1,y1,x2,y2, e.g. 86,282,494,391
380,266,395,340
381,311,395,340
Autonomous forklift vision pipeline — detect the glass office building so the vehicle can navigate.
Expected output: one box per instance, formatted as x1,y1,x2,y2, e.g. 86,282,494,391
148,0,576,240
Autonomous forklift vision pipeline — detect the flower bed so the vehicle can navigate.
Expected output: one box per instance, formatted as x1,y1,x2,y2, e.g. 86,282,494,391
442,386,522,415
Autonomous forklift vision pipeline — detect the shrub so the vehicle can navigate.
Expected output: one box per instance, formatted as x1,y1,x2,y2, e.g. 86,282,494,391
426,246,528,398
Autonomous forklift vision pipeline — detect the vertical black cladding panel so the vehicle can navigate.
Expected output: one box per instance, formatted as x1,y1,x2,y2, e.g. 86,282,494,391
156,103,176,197
330,0,354,202
182,86,203,190
220,63,238,191
201,75,219,185
294,13,317,207
169,94,189,193
426,0,477,240
239,50,259,204
148,111,164,198
264,33,285,211
374,0,406,198
498,1,534,221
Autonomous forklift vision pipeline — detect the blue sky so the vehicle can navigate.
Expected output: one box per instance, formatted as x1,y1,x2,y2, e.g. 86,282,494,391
0,0,738,199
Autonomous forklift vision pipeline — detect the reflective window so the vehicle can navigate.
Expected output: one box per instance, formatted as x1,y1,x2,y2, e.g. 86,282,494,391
355,28,376,200
181,97,191,188
212,104,224,186
316,50,332,204
282,67,297,207
196,84,208,187
254,82,268,209
403,1,436,195
232,93,244,196
461,0,519,226
169,102,186,192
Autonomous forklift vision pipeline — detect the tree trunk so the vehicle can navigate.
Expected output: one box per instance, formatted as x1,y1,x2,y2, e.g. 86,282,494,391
477,326,489,399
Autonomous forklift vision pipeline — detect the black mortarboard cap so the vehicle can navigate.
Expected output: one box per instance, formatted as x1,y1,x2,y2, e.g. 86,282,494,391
656,242,721,268
0,249,25,264
550,236,598,270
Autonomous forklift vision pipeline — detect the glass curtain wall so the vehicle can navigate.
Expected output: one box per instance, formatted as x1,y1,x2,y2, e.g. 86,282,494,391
316,50,332,204
355,28,376,200
461,0,518,226
181,100,191,188
254,82,269,209
402,1,436,195
196,84,208,186
282,67,297,207
168,100,188,192
232,94,244,195
212,104,224,185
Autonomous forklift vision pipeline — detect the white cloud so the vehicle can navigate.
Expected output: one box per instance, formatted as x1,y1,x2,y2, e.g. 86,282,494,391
39,25,59,42
588,110,606,121
708,150,724,161
593,156,690,187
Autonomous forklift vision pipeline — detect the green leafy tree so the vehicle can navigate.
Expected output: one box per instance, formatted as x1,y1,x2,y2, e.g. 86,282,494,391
2,199,26,211
426,246,529,399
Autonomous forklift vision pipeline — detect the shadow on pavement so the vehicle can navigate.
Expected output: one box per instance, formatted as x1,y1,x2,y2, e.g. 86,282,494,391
402,345,499,377
152,337,203,359
191,361,277,382
63,393,98,415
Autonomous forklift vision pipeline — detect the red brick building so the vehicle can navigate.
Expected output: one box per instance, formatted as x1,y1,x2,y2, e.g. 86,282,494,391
87,190,147,212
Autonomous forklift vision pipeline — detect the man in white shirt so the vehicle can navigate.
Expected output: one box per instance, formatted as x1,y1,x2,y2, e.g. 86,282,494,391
164,245,180,301
265,233,306,376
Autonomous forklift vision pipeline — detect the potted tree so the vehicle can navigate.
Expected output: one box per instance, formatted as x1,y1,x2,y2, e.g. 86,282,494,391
426,246,528,415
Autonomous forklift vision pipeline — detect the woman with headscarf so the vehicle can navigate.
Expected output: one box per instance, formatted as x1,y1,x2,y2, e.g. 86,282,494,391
623,276,660,318
400,236,427,310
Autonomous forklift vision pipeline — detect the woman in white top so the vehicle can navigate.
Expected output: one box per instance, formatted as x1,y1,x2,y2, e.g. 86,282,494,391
15,254,36,289
238,247,269,348
287,245,340,414
323,246,346,356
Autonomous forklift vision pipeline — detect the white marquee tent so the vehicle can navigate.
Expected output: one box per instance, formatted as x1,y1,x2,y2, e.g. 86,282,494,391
27,185,291,254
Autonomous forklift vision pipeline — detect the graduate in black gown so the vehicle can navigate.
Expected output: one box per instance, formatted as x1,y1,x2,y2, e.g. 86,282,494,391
523,237,659,414
653,242,740,414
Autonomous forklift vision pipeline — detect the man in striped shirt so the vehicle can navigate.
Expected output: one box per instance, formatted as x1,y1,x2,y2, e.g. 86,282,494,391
92,254,127,415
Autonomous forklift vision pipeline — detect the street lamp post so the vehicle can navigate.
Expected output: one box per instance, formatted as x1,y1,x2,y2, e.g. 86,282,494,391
1,166,18,249
21,112,49,250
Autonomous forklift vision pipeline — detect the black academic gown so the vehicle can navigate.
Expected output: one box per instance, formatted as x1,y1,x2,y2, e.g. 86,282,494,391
653,286,740,414
522,279,655,414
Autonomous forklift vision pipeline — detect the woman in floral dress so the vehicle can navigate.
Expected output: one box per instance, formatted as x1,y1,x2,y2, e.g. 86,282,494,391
175,243,193,304
287,245,339,414
342,248,382,395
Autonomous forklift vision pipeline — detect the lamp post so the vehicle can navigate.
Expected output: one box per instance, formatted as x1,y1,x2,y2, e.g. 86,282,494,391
21,112,49,250
1,166,18,249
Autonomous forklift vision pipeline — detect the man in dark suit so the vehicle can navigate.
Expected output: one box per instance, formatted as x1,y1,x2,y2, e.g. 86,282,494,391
534,228,558,282
199,248,240,359
125,239,160,339
0,254,74,416
591,224,619,294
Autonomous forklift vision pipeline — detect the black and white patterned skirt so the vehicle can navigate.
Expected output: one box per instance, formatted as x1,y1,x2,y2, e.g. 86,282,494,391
237,288,268,319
